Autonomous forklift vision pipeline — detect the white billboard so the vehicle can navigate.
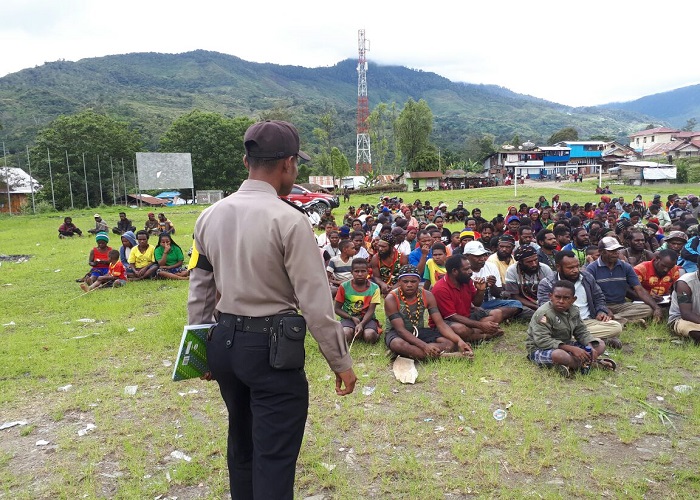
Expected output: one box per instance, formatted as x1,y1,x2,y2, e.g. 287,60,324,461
136,153,193,190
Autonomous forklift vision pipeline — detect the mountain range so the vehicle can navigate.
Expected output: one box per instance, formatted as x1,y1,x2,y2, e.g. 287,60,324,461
0,50,698,159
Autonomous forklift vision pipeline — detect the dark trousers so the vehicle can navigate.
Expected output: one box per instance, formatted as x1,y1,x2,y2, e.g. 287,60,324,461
207,322,309,500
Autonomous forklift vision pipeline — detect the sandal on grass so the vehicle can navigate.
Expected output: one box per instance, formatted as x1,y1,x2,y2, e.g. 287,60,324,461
555,364,572,378
593,358,617,371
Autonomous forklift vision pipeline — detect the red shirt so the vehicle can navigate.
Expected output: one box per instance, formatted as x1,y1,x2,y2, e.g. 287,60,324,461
109,261,126,280
430,275,477,327
633,260,680,296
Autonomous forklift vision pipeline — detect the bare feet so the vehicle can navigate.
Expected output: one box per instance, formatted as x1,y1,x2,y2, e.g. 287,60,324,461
80,283,89,292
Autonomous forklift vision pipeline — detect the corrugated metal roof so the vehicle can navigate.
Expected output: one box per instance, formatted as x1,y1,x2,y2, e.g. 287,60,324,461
0,167,42,194
127,194,168,206
628,127,679,137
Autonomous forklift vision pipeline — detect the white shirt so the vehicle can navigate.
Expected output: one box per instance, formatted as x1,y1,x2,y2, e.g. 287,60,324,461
472,261,502,287
573,275,591,320
316,233,330,248
355,247,370,260
395,240,411,257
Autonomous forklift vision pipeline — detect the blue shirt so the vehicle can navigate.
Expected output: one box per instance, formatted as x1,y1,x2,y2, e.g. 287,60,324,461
583,257,640,304
408,247,432,267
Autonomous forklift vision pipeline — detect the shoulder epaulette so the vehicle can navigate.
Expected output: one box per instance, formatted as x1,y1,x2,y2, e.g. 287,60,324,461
280,197,307,215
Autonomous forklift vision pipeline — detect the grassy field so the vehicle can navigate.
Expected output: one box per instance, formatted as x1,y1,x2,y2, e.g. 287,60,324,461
1,179,699,499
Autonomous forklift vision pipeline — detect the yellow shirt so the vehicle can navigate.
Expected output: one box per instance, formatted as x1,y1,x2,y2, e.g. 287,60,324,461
128,245,155,268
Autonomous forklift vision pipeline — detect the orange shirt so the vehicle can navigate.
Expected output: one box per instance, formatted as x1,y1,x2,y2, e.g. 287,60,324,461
634,260,680,296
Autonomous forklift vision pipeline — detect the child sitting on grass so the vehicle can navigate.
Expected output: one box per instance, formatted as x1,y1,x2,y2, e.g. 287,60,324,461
80,250,126,292
526,280,614,377
334,258,381,344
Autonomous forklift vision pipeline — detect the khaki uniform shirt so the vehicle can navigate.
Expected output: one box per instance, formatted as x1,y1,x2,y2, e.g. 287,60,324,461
187,179,352,373
526,301,595,354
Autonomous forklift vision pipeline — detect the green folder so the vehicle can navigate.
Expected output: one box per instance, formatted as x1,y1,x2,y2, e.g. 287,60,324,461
172,324,215,381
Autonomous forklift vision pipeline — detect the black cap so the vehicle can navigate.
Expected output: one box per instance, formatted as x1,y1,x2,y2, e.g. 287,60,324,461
244,120,310,161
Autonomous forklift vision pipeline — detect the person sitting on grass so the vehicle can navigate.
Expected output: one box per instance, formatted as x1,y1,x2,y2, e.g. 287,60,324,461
668,268,700,344
154,232,189,280
88,214,109,235
85,232,112,285
128,230,158,280
80,249,126,292
527,280,614,377
431,254,504,343
112,212,136,235
119,231,137,279
157,213,175,234
327,239,356,297
144,212,160,237
334,258,381,344
384,265,473,361
422,242,448,291
371,233,407,297
58,217,83,238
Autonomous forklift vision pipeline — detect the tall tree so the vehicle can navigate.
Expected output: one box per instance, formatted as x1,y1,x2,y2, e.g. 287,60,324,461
368,102,396,174
395,98,433,171
682,118,697,132
329,147,350,182
160,110,254,193
312,108,338,176
548,127,579,145
464,134,497,163
30,109,143,209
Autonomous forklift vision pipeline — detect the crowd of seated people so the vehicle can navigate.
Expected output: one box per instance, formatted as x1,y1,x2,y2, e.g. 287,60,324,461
318,192,700,371
61,212,187,291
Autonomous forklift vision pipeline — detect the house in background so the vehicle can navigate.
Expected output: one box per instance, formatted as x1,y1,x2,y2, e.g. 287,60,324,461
482,143,545,180
629,127,679,153
629,126,700,158
600,142,638,173
554,140,605,176
396,171,444,192
0,167,41,213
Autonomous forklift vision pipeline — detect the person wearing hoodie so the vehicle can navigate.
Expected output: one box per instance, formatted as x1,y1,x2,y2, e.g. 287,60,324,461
119,231,137,279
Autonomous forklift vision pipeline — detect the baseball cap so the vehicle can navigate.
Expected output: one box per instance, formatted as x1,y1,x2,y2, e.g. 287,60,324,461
93,213,100,218
600,236,624,251
506,215,520,224
244,120,310,161
459,230,475,240
665,230,688,242
339,225,351,236
499,234,516,245
391,226,407,236
463,241,489,255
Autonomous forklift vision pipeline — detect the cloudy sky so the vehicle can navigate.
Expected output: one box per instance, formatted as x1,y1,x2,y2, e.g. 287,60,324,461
3,0,699,107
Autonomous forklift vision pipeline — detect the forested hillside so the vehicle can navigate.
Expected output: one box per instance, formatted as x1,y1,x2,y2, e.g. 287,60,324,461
0,50,654,158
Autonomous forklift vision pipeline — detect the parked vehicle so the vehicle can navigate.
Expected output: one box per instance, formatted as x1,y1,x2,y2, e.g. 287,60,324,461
285,184,339,209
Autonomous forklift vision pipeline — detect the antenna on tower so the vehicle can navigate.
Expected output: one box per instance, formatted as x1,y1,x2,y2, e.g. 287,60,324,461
355,29,372,175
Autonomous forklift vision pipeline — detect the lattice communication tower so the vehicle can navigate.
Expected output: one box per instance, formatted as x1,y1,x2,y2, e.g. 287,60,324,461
355,29,372,175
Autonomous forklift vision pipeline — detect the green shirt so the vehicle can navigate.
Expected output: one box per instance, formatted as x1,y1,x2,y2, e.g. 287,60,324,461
154,244,184,267
526,301,595,354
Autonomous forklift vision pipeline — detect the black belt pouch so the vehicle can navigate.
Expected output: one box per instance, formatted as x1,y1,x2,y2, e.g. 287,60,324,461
269,313,307,370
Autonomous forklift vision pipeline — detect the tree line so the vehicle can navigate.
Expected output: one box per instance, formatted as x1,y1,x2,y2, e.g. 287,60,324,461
1,103,602,211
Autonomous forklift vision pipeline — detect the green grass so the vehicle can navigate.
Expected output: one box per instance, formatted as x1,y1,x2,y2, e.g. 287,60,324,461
1,182,699,499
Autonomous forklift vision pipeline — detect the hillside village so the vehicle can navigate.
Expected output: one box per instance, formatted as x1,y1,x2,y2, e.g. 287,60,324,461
386,127,700,192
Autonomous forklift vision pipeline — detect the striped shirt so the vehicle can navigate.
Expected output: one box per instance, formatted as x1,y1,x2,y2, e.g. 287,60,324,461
583,258,640,304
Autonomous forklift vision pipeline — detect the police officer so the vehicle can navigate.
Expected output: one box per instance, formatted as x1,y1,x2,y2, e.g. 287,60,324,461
188,120,356,499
